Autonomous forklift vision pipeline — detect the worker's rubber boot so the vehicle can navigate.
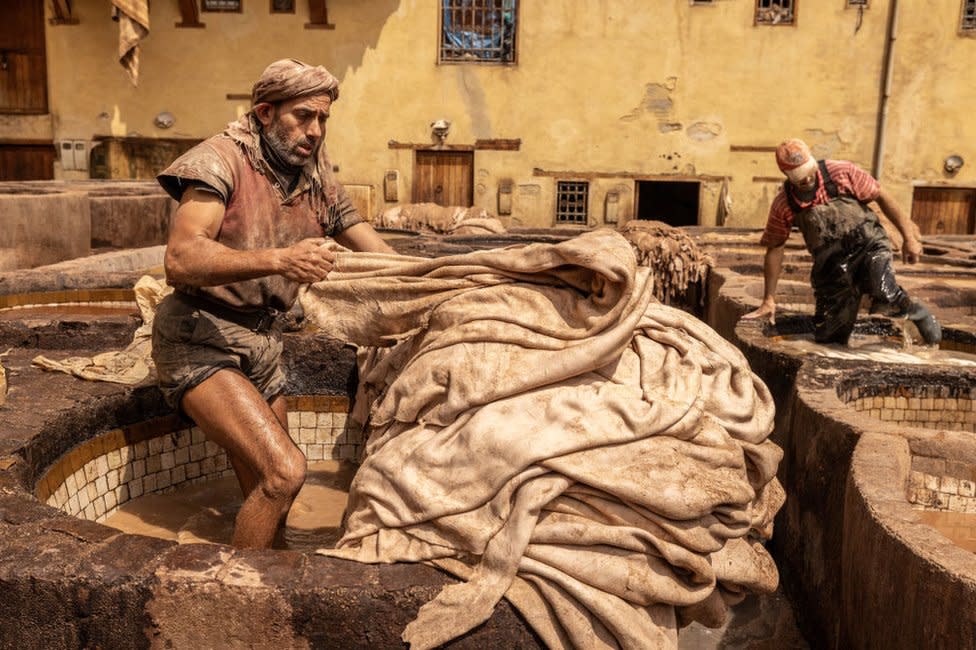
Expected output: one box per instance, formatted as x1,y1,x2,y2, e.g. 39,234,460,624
907,300,942,346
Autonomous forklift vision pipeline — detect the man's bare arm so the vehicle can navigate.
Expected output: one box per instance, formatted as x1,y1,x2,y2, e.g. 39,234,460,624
164,186,336,287
742,244,785,323
875,187,922,264
334,222,397,254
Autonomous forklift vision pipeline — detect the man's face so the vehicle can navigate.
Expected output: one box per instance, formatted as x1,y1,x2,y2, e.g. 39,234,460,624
790,168,819,193
258,93,332,167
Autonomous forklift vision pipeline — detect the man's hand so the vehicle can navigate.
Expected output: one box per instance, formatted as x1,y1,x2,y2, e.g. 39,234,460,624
902,236,923,264
742,297,776,325
277,238,337,283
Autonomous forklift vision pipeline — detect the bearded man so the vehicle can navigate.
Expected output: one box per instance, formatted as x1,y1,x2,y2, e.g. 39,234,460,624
152,59,394,549
743,138,940,346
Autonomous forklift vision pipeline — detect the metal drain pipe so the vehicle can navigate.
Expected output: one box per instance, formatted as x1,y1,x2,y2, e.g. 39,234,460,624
872,0,899,179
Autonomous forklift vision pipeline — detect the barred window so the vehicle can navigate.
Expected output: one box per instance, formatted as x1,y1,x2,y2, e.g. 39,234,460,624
271,0,294,13
202,0,241,11
964,0,976,31
847,0,868,6
441,0,517,63
755,0,794,25
555,181,589,225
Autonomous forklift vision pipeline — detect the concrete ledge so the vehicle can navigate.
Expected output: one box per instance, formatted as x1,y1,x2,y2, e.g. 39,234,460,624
0,326,540,648
0,192,90,270
844,431,976,649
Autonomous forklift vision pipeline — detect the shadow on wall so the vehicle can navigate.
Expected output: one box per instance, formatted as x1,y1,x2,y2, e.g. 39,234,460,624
328,1,403,79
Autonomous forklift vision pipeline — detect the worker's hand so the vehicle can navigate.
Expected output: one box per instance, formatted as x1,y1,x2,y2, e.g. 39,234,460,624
742,298,776,325
902,236,923,264
277,238,336,283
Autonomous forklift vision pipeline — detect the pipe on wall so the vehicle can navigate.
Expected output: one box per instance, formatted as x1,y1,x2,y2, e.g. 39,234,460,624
872,0,899,179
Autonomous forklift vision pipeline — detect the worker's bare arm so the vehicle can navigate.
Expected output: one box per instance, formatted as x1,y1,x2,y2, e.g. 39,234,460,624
334,222,397,254
875,187,922,264
742,244,785,324
164,186,336,286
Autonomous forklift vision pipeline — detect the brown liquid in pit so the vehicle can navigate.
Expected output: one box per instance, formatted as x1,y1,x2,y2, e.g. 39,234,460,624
102,459,357,551
769,331,976,367
915,510,976,554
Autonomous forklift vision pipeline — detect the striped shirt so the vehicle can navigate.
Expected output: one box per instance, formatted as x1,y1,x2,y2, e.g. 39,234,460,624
759,160,880,247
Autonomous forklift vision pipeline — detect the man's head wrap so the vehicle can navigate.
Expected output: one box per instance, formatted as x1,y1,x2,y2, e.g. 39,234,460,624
776,138,818,183
251,58,339,106
223,59,343,213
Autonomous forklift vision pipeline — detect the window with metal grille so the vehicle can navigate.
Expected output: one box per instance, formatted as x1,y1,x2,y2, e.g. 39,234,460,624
755,0,794,25
271,0,294,13
202,0,241,12
555,181,589,225
847,0,868,6
964,0,976,31
441,0,517,63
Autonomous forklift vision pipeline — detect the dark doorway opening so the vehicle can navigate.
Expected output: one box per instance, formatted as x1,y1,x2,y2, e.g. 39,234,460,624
635,180,700,227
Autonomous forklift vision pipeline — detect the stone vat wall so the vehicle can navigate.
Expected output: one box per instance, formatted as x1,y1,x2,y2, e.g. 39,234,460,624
844,432,976,650
0,182,176,267
0,321,539,648
0,192,91,270
35,396,359,524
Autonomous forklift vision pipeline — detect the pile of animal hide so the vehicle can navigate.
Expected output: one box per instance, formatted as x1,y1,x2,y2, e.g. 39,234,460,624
302,229,783,649
375,202,506,235
31,275,170,385
618,220,713,305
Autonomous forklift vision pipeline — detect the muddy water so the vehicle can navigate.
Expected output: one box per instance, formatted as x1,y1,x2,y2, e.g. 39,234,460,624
915,510,976,553
769,330,976,367
103,459,357,551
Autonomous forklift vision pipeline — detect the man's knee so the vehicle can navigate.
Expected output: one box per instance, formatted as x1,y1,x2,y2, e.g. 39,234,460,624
260,448,307,502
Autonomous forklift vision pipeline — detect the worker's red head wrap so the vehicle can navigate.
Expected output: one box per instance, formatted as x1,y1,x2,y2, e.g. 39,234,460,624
776,138,818,183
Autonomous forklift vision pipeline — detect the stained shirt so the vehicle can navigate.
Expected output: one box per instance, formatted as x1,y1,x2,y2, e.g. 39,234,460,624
759,160,880,248
157,134,361,312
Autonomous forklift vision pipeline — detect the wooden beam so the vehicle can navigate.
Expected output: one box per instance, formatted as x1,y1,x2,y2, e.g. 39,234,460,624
49,0,79,25
730,144,778,153
387,139,522,151
388,141,475,151
474,138,521,151
306,0,335,29
176,0,205,28
532,168,730,182
0,139,56,147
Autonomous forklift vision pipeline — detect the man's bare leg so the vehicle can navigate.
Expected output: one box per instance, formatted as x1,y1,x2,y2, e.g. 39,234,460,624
225,396,288,497
181,369,306,549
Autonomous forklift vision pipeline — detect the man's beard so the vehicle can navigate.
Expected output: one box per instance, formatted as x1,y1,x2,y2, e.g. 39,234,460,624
263,120,317,168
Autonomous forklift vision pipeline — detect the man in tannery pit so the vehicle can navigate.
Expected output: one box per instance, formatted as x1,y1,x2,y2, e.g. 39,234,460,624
152,59,394,549
743,137,941,346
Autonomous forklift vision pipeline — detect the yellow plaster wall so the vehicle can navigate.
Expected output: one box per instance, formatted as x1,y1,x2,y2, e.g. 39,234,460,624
882,2,976,212
39,0,976,229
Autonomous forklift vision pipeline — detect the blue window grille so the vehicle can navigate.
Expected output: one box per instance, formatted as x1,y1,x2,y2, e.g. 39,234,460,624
441,0,517,63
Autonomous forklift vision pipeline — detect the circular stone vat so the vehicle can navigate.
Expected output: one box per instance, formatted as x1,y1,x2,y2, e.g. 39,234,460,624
34,395,357,525
844,431,976,649
757,314,976,359
0,319,539,648
837,370,976,433
729,262,809,282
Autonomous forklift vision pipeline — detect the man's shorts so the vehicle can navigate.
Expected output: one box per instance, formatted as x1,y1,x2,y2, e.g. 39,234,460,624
151,293,286,410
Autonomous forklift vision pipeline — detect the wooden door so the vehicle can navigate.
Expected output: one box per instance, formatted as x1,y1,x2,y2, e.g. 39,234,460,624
0,0,48,113
413,150,473,206
0,143,55,180
911,187,976,235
